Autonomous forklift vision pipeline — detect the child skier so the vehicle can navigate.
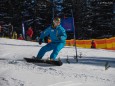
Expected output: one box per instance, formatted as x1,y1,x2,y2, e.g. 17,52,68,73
35,17,67,60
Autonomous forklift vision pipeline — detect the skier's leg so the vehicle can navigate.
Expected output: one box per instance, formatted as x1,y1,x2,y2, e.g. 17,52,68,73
50,43,65,60
36,43,53,59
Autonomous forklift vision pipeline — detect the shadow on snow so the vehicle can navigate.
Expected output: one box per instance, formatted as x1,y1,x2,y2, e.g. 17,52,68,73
0,56,115,68
61,56,115,68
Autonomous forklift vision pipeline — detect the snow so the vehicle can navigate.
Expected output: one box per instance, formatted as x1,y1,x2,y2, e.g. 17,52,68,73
0,38,115,86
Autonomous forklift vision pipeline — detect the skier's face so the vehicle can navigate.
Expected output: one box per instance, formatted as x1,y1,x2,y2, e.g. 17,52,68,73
53,19,60,27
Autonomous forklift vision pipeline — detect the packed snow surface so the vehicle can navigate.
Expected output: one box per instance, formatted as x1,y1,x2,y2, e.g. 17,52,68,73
0,38,115,86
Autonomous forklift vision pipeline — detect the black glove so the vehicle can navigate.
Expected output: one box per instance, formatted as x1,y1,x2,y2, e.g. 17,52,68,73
39,39,42,45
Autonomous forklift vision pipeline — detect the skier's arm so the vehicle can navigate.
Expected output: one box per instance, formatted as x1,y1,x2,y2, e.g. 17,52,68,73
40,27,50,41
60,31,67,41
58,28,67,41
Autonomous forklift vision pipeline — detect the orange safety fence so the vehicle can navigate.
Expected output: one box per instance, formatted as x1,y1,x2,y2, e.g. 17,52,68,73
113,37,115,50
94,39,107,49
48,37,115,50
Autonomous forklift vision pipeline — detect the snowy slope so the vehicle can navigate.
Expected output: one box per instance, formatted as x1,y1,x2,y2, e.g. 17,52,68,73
0,38,115,86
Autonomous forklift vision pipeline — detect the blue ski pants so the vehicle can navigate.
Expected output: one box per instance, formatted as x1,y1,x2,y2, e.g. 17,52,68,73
37,42,65,60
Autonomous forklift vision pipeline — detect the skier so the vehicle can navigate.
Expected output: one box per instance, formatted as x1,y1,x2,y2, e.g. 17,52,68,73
0,25,3,37
8,23,13,39
91,40,96,48
18,34,24,40
35,17,67,60
26,26,33,41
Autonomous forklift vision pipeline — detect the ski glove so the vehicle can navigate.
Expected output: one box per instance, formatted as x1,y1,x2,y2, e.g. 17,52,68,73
39,39,42,45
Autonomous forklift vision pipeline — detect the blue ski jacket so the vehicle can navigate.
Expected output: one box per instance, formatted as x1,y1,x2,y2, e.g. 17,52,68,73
40,25,67,43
